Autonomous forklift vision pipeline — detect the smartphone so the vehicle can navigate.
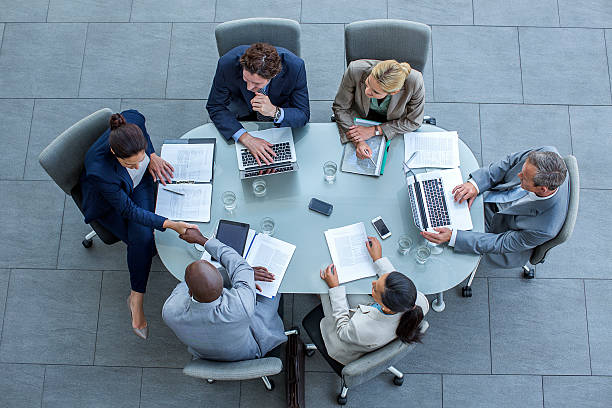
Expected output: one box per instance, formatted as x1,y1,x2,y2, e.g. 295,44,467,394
308,198,333,216
372,216,392,239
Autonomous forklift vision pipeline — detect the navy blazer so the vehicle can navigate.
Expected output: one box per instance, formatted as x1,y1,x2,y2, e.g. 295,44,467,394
79,110,166,230
206,45,310,140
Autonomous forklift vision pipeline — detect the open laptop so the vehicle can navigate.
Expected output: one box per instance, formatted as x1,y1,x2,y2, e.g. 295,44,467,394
235,127,299,179
405,167,473,232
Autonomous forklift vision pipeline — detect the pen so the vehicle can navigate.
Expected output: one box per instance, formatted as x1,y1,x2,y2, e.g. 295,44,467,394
368,157,376,167
163,187,185,196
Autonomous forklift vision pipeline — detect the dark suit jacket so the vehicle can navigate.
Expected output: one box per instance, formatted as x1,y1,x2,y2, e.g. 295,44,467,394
206,45,310,140
79,110,166,230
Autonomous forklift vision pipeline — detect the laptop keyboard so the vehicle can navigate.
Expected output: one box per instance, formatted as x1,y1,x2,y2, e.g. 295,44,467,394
421,178,451,227
241,142,292,167
244,164,295,178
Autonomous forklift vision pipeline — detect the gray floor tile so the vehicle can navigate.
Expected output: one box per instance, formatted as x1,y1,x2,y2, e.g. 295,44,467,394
79,23,172,98
301,0,387,23
543,375,612,408
390,0,473,25
432,26,522,103
240,375,286,408
301,24,345,100
304,372,342,407
131,0,216,22
0,99,34,180
215,0,300,22
570,106,612,189
489,278,590,374
558,0,612,28
0,23,87,98
443,374,543,408
346,374,441,408
166,23,218,99
0,0,48,22
473,0,558,26
0,363,45,408
310,101,334,123
42,365,141,408
141,367,240,408
520,28,611,104
47,0,131,22
480,104,571,165
0,181,64,269
585,280,612,375
94,270,191,367
25,98,121,181
0,269,101,364
424,103,481,165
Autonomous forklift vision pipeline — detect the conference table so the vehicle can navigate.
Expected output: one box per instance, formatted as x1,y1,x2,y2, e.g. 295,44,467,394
155,122,484,312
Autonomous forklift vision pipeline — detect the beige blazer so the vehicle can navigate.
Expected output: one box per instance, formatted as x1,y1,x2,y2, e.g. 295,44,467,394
332,59,425,144
320,257,429,365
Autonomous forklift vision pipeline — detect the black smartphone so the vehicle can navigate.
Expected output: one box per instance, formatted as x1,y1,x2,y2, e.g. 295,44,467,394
308,198,333,216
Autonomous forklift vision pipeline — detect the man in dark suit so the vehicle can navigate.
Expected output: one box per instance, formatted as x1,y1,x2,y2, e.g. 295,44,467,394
206,42,310,165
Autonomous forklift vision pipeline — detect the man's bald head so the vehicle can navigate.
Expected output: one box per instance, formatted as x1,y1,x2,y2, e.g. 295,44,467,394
185,260,223,303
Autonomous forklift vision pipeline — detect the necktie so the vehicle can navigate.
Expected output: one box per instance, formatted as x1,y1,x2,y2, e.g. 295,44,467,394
256,86,273,122
484,185,528,203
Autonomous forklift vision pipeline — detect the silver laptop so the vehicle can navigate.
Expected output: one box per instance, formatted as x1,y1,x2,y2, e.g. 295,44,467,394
235,127,299,179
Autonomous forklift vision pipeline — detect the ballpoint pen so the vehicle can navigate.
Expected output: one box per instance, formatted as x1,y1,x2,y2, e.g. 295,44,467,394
163,187,185,196
368,157,376,167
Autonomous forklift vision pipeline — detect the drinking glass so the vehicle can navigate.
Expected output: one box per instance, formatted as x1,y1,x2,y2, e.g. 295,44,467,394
415,245,431,264
252,178,267,197
323,161,338,183
397,235,413,255
260,217,275,236
222,191,237,212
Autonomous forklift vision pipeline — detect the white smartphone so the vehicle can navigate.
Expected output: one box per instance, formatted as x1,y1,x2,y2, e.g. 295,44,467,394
371,216,392,240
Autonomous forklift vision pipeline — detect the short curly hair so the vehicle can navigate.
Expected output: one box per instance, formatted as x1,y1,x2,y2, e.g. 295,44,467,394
240,43,282,79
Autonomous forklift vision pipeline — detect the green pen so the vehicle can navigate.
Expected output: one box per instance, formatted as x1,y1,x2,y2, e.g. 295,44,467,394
379,140,391,175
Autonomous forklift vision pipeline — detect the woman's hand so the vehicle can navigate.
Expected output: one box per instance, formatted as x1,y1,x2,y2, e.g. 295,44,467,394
320,264,339,288
365,236,383,262
148,153,174,185
355,141,373,159
164,220,199,235
345,125,375,143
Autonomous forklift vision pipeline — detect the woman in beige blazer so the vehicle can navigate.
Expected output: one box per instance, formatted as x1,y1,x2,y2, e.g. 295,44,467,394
332,59,425,159
318,236,429,365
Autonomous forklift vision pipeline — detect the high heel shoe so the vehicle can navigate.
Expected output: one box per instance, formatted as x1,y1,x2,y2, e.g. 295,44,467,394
127,296,149,340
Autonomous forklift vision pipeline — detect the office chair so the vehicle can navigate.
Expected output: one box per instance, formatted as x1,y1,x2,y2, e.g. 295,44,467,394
214,17,301,58
461,155,580,297
38,108,120,248
344,19,431,72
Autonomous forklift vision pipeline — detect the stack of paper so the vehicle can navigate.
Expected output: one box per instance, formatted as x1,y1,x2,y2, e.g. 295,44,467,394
324,222,377,284
404,131,460,168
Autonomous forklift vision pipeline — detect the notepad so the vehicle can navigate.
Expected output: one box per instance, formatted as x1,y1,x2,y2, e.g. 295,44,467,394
324,222,377,284
403,131,460,169
341,118,385,176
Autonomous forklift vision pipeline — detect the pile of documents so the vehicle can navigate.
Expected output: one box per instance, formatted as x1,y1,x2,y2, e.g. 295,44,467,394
324,222,377,284
403,131,460,168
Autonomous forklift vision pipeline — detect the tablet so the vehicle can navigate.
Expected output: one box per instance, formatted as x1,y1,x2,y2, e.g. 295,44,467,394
215,220,250,257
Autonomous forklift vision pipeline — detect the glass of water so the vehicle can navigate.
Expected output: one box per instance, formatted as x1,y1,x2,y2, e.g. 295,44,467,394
397,235,413,255
260,217,275,236
415,245,432,264
323,161,338,183
252,178,267,197
222,191,237,212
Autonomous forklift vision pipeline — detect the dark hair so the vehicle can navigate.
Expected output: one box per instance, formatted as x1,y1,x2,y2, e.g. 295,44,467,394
381,272,424,344
239,43,282,79
108,113,146,159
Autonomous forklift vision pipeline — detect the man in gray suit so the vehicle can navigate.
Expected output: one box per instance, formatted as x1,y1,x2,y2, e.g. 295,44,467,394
162,229,287,361
422,146,568,269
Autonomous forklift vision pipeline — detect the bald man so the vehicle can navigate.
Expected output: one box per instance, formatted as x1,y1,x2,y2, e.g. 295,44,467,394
162,229,286,361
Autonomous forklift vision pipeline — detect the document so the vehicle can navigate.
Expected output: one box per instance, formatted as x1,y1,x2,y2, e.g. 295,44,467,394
245,232,296,298
324,222,377,284
160,142,214,182
403,131,460,168
155,184,212,223
341,135,385,176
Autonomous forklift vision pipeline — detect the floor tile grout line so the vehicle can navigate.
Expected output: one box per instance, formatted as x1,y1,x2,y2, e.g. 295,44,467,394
92,271,104,366
45,0,51,23
440,373,444,408
40,365,47,408
487,277,493,374
0,23,6,52
164,23,174,99
541,375,545,408
299,0,303,23
516,26,525,104
138,367,144,408
213,0,218,23
0,269,11,348
430,26,435,102
54,195,67,269
555,0,561,27
76,23,90,98
471,0,475,25
582,280,593,375
21,99,36,180
477,103,482,163
603,30,612,104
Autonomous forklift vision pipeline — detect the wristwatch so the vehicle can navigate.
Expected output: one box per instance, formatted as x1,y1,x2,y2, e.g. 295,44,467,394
273,107,282,122
374,125,382,136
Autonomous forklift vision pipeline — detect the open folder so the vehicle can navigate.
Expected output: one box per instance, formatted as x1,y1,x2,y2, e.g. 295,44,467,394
155,138,215,223
341,118,386,176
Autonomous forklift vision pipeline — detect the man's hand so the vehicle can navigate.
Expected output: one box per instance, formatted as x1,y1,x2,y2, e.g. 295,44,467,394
148,153,174,185
452,182,478,209
365,236,382,262
355,141,373,159
253,266,275,292
345,125,375,143
421,227,452,244
251,92,277,117
238,132,277,166
320,264,339,288
178,227,207,244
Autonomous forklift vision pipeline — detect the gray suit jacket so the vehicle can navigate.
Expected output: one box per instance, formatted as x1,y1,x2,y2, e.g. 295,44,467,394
332,59,425,143
162,239,287,362
454,146,569,268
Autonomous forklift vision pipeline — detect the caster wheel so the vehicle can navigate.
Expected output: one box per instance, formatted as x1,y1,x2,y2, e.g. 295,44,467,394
82,239,93,248
206,379,215,384
337,395,347,405
522,266,535,279
393,376,404,386
265,379,275,391
305,349,316,358
462,286,472,298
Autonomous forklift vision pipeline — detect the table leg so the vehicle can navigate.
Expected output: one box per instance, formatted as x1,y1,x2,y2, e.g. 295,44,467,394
432,292,445,312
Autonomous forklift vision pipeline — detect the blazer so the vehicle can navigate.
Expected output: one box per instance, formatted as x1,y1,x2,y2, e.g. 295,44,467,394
320,257,429,365
206,45,310,140
79,109,166,230
454,146,569,268
162,239,287,362
332,59,425,144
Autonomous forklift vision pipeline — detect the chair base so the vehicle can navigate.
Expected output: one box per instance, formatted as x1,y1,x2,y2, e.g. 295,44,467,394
522,265,535,279
262,376,274,391
462,285,472,297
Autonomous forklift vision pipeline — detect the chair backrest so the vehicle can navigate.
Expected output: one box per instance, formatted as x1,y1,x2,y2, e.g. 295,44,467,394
345,19,431,73
38,108,112,195
215,18,301,57
530,155,580,265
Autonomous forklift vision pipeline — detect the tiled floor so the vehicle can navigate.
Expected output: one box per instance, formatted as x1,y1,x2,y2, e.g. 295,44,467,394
0,1,611,407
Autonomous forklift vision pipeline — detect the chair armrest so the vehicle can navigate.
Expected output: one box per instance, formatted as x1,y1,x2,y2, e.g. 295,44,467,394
183,357,282,381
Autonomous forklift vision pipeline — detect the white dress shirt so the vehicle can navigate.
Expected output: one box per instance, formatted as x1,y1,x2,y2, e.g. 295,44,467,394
125,154,150,188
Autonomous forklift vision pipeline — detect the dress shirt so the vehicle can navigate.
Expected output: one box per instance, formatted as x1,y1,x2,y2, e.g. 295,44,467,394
125,154,150,188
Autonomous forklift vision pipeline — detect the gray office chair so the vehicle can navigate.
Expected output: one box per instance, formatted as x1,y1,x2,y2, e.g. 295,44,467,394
344,19,431,72
38,108,120,248
215,17,301,57
461,155,580,296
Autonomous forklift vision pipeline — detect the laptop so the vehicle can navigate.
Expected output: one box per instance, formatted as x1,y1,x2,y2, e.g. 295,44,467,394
235,127,299,179
405,167,473,232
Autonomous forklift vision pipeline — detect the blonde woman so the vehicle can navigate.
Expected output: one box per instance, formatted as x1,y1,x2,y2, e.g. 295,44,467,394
332,59,425,159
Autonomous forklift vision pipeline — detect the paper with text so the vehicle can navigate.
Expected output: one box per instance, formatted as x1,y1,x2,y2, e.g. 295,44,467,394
404,131,460,168
341,135,385,176
324,222,377,284
155,184,212,222
246,233,296,298
161,143,214,182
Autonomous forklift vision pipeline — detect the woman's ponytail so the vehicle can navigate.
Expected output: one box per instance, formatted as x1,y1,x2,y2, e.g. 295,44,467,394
395,305,424,344
381,271,424,344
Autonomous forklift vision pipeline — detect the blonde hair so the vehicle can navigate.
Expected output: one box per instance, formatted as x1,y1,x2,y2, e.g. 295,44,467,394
370,60,412,93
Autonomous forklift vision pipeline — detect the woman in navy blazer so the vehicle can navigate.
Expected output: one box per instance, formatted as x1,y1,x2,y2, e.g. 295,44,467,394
80,110,197,339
